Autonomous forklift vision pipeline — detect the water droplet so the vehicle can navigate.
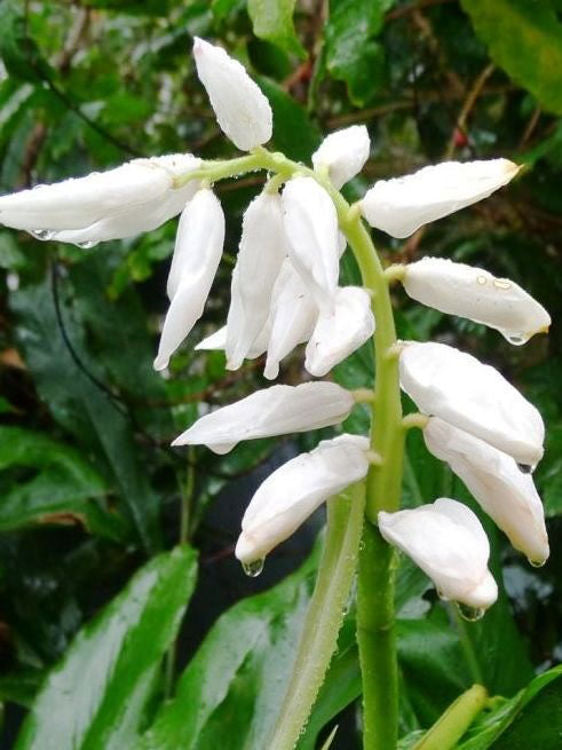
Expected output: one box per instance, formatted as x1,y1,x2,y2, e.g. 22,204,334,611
30,229,54,241
437,589,448,601
529,558,546,568
242,558,264,577
493,278,512,290
506,333,527,346
517,463,533,474
456,602,485,621
476,276,487,286
76,240,97,249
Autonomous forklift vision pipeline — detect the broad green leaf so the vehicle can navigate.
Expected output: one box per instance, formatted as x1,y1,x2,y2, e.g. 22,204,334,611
0,426,124,538
325,0,393,105
257,77,322,161
461,0,562,115
10,271,163,553
140,546,320,749
0,1,53,83
16,545,198,750
248,0,306,58
458,665,562,749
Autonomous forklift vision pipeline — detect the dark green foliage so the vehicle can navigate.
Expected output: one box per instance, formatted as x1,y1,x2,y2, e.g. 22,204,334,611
0,0,561,747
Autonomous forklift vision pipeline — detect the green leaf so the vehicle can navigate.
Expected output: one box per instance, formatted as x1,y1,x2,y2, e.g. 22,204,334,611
256,77,322,161
461,0,562,115
140,546,320,749
248,0,306,58
0,426,124,539
16,545,198,750
325,0,393,105
458,665,562,749
10,276,162,553
0,1,53,83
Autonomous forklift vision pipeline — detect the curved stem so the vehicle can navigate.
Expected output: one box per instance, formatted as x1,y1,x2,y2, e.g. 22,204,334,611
269,482,366,750
413,684,488,750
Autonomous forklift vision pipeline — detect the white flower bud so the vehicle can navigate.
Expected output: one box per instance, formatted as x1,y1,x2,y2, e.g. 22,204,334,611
361,159,519,238
423,418,549,566
172,381,354,454
312,125,370,189
263,258,318,380
379,499,498,611
282,177,340,314
402,257,550,345
399,341,544,468
154,189,225,371
305,286,375,377
225,193,287,370
193,37,272,151
236,434,370,565
0,154,201,246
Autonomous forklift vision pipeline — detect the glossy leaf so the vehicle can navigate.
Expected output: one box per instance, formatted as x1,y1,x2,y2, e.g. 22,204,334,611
0,426,124,538
248,0,306,57
458,665,562,749
16,545,198,750
325,0,393,105
461,0,562,115
140,546,319,749
10,273,163,552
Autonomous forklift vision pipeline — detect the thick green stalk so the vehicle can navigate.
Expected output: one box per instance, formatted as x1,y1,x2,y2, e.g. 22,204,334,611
269,483,366,750
413,684,488,750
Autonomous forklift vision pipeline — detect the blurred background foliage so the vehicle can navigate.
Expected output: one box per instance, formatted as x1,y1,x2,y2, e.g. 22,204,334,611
0,0,561,748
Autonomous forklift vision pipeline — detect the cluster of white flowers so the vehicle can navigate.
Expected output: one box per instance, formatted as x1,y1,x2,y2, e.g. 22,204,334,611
0,38,551,612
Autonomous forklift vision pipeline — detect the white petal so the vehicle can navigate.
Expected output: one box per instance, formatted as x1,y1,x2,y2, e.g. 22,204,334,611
154,189,225,370
263,258,318,380
195,326,227,351
195,322,269,360
193,37,272,151
379,499,497,610
235,434,369,563
312,125,370,189
399,341,544,468
282,177,340,313
225,192,287,369
305,286,375,377
424,417,549,565
0,154,201,243
172,381,354,453
403,257,550,345
361,159,519,238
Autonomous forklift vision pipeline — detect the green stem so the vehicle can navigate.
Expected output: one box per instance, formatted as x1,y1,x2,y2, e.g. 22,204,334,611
269,482,366,750
413,684,488,750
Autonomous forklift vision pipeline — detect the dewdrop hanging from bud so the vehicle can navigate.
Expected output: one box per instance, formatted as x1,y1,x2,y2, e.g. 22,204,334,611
0,154,201,246
154,188,225,371
423,418,550,567
401,257,550,345
312,125,371,189
192,37,273,151
361,159,520,238
399,340,545,468
172,381,355,453
379,498,498,613
236,434,370,570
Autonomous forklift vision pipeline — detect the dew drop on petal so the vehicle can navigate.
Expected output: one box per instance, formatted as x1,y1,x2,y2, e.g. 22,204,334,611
502,331,528,346
529,558,546,568
242,558,265,577
30,229,55,241
76,240,97,249
456,602,485,621
517,463,533,474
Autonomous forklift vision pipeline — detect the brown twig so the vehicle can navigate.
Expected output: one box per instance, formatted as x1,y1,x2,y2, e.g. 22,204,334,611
445,63,495,159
